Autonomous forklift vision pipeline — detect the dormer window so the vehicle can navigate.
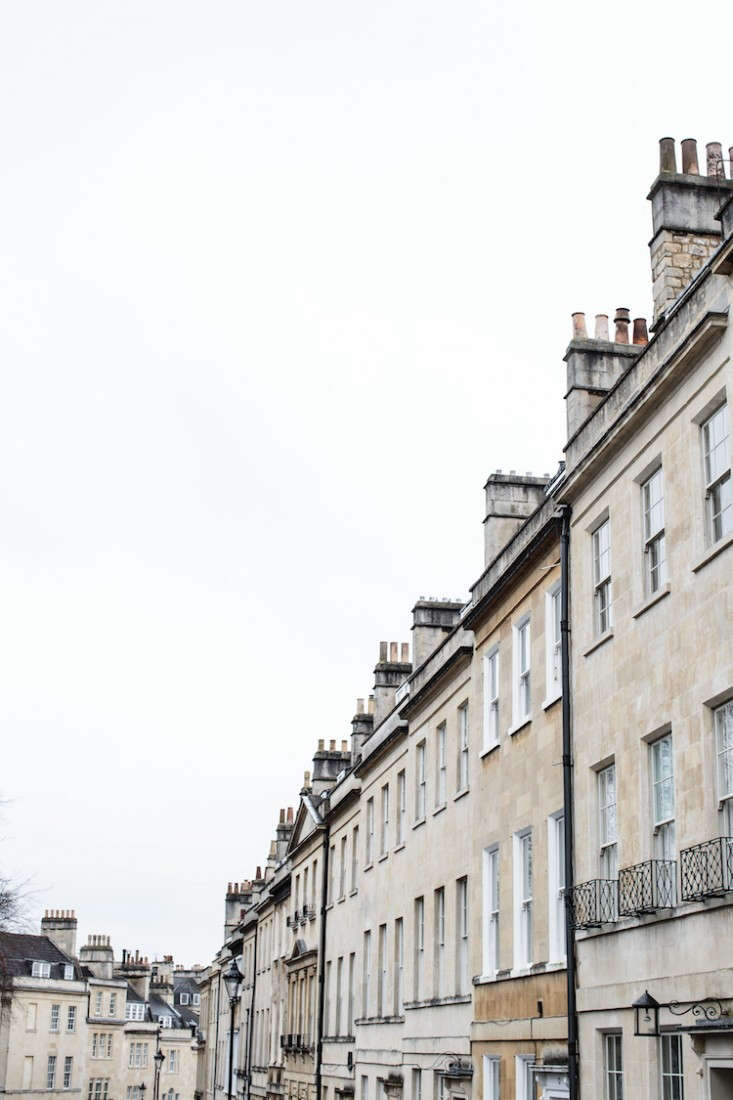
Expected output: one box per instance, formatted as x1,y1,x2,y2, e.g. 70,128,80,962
159,1015,172,1028
125,1004,145,1021
63,964,74,981
31,960,51,978
192,994,200,1006
180,993,190,1006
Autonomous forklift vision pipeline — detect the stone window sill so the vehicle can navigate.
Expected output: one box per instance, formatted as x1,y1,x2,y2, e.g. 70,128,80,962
632,581,671,619
363,863,373,873
480,741,500,759
353,1015,404,1026
337,896,346,904
508,716,532,737
433,803,446,818
692,530,733,573
582,629,614,657
394,843,405,854
403,994,471,1010
542,692,562,711
412,818,426,831
349,888,358,898
378,853,389,864
453,787,469,802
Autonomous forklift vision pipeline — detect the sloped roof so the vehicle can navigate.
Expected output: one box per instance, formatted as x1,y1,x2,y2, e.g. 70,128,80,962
0,932,78,979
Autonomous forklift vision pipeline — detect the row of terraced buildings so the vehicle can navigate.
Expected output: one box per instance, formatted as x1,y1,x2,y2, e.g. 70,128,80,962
197,136,733,1100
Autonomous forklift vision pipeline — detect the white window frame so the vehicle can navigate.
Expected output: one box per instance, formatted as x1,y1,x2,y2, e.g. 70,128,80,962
436,724,447,807
592,518,612,636
702,402,732,544
63,963,74,981
412,1069,422,1100
380,785,389,857
456,877,468,994
335,957,343,1036
483,646,500,751
377,925,387,1017
67,1005,76,1033
642,467,667,595
715,701,733,836
180,993,190,1006
32,960,51,979
394,918,404,1015
396,771,406,845
515,1055,535,1100
598,763,618,879
483,1055,500,1100
47,1056,56,1091
340,835,347,898
351,827,359,891
457,703,469,791
63,1057,73,1090
603,1033,623,1100
512,616,532,727
547,812,565,963
362,931,371,1017
50,1004,60,1032
651,734,676,860
415,742,426,821
482,845,500,976
544,583,562,705
660,1032,684,1100
414,896,424,1000
366,799,375,865
434,887,445,998
513,829,532,970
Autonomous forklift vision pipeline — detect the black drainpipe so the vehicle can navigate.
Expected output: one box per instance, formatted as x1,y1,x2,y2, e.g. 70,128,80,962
314,821,330,1100
560,504,579,1099
245,925,258,1100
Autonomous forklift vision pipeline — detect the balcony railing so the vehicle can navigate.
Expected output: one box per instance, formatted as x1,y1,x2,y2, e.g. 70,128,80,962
618,859,676,915
571,879,618,927
680,836,733,900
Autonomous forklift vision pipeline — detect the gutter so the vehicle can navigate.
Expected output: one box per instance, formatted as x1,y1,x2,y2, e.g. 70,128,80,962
314,823,331,1100
559,505,579,1100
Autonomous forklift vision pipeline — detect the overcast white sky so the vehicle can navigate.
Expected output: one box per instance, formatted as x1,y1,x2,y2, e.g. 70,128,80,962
1,1,730,965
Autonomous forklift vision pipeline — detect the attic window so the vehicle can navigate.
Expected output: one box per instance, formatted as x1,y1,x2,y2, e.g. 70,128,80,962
63,964,74,980
31,960,51,978
180,993,190,1005
126,1004,145,1021
159,1016,172,1028
192,994,200,1006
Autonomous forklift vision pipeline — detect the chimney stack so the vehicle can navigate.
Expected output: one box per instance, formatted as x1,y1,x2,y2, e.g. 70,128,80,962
648,135,733,323
372,641,412,728
564,309,642,440
41,909,78,960
482,472,549,566
411,599,464,668
351,697,374,763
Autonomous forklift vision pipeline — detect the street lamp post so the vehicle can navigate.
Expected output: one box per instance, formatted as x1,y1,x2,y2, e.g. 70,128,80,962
223,959,242,1100
153,1047,165,1100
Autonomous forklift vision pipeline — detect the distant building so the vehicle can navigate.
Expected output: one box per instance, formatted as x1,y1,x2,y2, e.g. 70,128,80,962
0,911,203,1100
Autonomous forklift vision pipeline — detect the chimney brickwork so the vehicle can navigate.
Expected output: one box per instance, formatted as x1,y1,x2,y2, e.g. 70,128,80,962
648,137,733,323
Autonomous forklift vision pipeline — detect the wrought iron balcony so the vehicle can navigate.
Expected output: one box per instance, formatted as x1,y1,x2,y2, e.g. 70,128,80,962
618,859,676,915
571,878,618,927
680,836,733,900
